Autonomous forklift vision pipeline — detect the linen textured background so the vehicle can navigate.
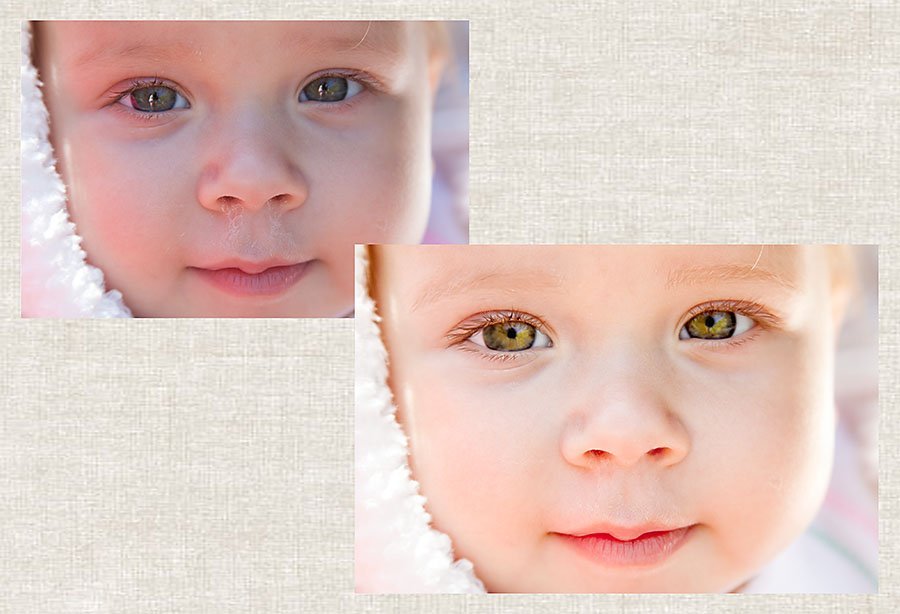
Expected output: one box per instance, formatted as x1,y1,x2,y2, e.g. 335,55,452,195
3,0,898,612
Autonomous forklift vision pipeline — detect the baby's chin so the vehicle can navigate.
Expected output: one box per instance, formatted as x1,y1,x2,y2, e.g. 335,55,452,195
482,564,755,594
124,284,353,318
129,297,353,318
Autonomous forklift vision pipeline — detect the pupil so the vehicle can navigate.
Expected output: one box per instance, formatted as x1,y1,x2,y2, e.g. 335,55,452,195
305,77,348,101
705,315,716,328
506,327,517,339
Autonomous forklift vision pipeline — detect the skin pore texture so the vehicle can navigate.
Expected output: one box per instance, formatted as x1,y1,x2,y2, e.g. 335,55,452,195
34,21,444,317
372,245,848,593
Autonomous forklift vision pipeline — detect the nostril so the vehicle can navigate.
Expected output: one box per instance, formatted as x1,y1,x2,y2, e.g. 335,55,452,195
586,448,668,463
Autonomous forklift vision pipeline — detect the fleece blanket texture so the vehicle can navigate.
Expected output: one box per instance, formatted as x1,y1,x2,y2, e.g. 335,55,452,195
354,246,484,593
20,24,131,317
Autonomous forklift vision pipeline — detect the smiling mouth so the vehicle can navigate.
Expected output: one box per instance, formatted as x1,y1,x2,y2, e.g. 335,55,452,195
190,261,310,297
554,525,695,568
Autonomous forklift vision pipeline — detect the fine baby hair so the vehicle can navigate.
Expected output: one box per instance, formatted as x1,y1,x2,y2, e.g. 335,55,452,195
22,21,467,318
356,244,877,593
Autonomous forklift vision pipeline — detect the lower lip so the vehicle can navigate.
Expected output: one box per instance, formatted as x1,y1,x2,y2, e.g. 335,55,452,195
556,526,693,568
192,262,309,297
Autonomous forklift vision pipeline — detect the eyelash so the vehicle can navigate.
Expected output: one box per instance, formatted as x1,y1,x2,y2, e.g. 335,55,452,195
446,310,552,363
446,299,777,364
298,69,382,108
108,77,187,121
679,299,779,348
106,68,382,121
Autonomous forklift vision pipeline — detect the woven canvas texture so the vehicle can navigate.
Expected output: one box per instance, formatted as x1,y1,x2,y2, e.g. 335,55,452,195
3,0,899,612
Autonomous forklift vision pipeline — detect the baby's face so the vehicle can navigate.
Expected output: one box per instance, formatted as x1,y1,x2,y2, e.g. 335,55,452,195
36,21,439,317
373,245,841,592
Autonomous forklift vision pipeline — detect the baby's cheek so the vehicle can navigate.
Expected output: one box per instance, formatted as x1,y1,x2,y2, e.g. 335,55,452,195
404,365,495,488
323,101,431,243
400,358,547,578
752,334,835,496
73,157,169,252
699,344,833,571
63,132,189,302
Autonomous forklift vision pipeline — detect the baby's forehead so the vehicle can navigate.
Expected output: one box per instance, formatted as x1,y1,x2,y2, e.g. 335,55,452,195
382,245,806,277
377,245,816,302
41,20,415,67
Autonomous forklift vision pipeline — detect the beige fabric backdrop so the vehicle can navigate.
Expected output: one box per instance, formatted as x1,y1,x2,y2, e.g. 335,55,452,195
3,0,898,612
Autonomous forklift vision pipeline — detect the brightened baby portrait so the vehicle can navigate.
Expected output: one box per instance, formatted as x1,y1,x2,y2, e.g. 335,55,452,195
22,21,468,318
355,244,877,593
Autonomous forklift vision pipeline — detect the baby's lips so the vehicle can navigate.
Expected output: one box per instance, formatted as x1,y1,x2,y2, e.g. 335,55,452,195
553,525,696,568
189,260,312,297
199,258,307,274
561,522,695,541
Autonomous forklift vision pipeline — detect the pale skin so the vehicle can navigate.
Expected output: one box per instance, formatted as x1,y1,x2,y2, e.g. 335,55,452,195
34,21,444,317
371,245,848,593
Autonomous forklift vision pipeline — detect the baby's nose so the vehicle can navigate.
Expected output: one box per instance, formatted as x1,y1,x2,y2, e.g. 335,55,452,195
196,114,309,213
559,363,690,470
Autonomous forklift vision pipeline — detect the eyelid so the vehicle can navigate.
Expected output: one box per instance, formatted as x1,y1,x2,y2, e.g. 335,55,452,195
677,299,781,339
298,68,384,98
109,77,191,113
681,299,778,324
446,310,554,346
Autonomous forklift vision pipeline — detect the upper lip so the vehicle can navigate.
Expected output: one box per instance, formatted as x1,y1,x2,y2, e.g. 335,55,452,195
559,523,692,541
193,259,305,275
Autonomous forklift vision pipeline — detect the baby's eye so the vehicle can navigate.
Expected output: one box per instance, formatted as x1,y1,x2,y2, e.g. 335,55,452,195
299,76,363,103
118,85,189,113
679,310,755,340
471,321,553,352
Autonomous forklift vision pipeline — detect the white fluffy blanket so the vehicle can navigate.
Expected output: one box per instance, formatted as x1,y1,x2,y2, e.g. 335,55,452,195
354,245,485,593
20,24,131,317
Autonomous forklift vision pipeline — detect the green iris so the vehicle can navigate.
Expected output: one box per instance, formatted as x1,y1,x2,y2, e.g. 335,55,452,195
684,311,737,339
302,76,349,102
482,322,536,351
130,86,178,112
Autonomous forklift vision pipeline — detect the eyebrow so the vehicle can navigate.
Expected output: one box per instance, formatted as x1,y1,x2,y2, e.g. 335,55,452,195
665,263,798,291
412,270,566,312
73,40,202,69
